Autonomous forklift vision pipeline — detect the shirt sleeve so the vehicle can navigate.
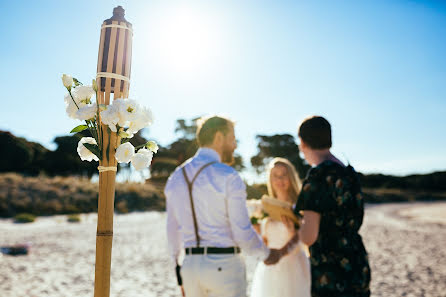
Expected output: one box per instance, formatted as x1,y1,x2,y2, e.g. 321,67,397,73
297,178,329,214
226,172,270,260
165,176,183,265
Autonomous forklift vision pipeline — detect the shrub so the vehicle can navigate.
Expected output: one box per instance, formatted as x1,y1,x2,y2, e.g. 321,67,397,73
115,201,129,214
14,213,36,223
67,214,81,223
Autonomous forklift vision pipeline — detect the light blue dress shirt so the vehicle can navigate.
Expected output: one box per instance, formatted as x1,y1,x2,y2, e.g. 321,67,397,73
165,148,270,263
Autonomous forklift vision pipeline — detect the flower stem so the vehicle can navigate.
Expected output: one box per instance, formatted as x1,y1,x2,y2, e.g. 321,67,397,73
68,89,80,110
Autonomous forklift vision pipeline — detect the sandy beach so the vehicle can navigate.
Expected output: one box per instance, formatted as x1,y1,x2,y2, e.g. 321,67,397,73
1,201,445,297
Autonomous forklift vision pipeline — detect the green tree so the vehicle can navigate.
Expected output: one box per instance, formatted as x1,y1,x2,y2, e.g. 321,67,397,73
251,134,310,178
0,131,49,175
43,133,98,177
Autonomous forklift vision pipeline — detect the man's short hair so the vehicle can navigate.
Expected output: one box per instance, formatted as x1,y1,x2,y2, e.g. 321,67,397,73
196,116,234,147
298,116,332,149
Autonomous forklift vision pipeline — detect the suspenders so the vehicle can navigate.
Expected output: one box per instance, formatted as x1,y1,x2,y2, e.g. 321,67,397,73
181,161,217,248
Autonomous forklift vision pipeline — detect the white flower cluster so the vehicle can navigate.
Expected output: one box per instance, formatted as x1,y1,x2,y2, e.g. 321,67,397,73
100,98,153,137
62,74,157,171
64,85,96,120
115,141,159,171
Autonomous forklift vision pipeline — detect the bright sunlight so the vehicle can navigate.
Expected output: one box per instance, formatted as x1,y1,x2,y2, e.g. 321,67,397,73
142,5,226,81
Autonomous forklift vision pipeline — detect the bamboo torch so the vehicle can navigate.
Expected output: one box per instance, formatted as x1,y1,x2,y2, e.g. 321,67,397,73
94,6,132,297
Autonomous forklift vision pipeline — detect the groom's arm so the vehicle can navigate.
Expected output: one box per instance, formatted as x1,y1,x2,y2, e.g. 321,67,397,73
225,172,270,260
165,175,183,265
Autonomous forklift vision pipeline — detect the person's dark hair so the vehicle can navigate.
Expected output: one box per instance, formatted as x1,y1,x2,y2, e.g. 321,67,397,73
196,116,234,147
298,116,332,149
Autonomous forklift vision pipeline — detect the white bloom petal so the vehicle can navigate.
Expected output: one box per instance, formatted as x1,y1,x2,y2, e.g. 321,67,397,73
62,74,73,88
72,85,95,102
76,104,97,121
131,149,153,171
115,142,135,163
64,94,79,119
113,98,140,127
109,124,117,132
137,148,154,159
100,105,119,132
77,137,99,162
127,106,154,134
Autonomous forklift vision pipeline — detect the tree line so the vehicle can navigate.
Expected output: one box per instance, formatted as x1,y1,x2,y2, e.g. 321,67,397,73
1,117,446,192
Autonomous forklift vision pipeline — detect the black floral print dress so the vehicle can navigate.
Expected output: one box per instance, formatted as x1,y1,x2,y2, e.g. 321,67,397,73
295,160,371,297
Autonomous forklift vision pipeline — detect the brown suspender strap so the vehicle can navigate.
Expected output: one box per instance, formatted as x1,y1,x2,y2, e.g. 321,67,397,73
181,161,217,248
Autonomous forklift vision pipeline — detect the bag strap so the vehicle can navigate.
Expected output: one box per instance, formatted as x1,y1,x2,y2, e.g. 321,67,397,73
181,161,217,247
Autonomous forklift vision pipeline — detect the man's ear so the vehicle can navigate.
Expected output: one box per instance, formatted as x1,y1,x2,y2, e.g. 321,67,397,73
213,131,223,146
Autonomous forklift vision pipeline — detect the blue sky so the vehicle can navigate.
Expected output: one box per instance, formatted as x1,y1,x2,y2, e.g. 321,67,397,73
1,0,445,181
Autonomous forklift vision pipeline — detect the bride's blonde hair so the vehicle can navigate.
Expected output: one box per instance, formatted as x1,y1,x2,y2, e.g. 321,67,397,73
266,157,302,204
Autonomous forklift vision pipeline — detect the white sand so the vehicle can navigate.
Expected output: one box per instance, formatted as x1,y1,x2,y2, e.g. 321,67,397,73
0,202,445,297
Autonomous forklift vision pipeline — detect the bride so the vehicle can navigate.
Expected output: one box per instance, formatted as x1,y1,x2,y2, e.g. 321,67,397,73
250,158,311,297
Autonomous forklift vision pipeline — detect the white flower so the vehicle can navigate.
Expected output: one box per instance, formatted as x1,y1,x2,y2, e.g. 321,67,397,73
77,137,99,162
64,93,80,119
76,104,97,121
131,148,153,171
72,85,95,103
146,140,158,153
100,105,119,132
115,142,135,163
127,106,154,134
62,74,73,89
114,99,140,127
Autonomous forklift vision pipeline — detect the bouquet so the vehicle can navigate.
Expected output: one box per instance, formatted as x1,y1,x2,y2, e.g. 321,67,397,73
62,74,158,170
246,199,267,225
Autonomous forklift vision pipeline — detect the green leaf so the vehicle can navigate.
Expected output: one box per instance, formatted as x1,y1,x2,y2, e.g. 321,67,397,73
73,77,83,86
70,125,88,133
82,143,101,160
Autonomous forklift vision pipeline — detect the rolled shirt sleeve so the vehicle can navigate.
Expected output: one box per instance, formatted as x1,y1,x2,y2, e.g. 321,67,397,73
226,172,270,261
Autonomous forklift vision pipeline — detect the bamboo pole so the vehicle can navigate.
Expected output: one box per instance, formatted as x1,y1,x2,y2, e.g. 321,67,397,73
94,6,133,297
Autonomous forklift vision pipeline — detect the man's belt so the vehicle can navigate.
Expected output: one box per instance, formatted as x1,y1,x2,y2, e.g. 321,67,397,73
185,246,241,255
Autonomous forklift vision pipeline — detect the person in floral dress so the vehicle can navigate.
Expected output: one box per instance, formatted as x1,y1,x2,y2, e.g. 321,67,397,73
265,115,371,297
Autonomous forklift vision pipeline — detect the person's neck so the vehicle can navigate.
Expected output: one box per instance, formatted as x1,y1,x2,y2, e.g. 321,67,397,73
203,145,223,160
310,150,343,167
276,191,291,203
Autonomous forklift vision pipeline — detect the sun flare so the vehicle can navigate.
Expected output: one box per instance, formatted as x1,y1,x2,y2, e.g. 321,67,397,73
145,6,225,79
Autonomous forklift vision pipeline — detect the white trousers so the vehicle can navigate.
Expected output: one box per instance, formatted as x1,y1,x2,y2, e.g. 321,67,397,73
181,254,247,297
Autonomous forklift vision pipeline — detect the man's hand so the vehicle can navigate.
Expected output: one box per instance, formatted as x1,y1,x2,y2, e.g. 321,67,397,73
264,231,301,265
264,248,284,265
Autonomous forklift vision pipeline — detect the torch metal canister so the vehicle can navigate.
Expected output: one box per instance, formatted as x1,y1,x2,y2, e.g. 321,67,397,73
97,5,133,102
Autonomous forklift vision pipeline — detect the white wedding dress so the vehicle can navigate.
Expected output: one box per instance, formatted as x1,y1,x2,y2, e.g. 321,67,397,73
250,218,311,297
